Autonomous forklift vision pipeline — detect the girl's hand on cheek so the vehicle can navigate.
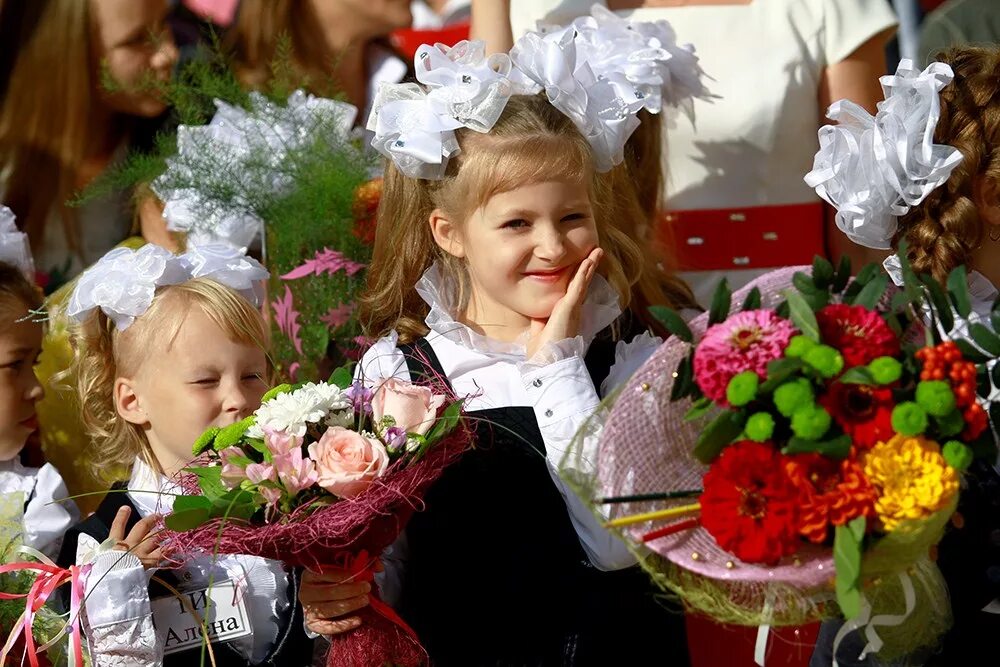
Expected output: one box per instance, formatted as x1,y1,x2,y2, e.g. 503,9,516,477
109,506,163,569
526,247,603,360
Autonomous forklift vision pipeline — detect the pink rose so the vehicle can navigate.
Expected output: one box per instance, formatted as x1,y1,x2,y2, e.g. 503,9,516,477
371,378,447,436
308,427,389,498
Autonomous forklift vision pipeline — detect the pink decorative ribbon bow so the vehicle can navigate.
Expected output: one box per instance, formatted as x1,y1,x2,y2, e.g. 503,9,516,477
0,547,90,667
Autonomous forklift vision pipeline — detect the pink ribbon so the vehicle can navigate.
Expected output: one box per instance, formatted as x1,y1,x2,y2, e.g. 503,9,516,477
0,557,89,667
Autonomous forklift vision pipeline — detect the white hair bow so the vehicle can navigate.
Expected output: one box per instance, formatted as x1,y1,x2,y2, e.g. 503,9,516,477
804,60,963,250
367,40,516,180
510,24,645,172
0,206,35,280
68,244,270,330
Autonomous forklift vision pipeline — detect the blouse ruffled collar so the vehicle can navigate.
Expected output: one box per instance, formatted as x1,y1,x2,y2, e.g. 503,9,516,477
415,263,623,358
0,457,34,495
127,457,181,518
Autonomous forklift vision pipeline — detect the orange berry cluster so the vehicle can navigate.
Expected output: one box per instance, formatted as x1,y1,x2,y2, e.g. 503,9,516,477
915,341,988,440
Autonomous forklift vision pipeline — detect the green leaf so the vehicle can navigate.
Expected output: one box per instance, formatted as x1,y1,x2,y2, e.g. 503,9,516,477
782,434,852,459
890,290,912,313
173,494,212,513
182,466,227,500
834,516,867,620
693,412,746,464
671,355,694,401
992,361,1000,393
812,256,834,290
423,400,463,447
955,338,991,364
919,274,955,335
165,507,212,531
800,289,830,311
708,279,732,326
649,305,693,343
210,489,258,521
793,271,821,295
783,290,821,342
832,255,852,293
328,366,354,389
969,323,1000,356
991,307,1000,336
741,287,762,312
838,367,876,385
850,273,889,310
947,265,972,318
854,263,880,286
979,368,992,400
684,397,714,422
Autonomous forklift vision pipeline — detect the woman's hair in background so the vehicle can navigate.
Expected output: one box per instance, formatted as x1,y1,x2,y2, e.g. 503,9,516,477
895,46,1000,284
0,0,95,255
71,278,269,482
0,261,42,323
360,93,694,342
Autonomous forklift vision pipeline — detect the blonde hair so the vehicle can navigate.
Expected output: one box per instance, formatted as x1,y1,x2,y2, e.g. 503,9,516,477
895,46,1000,283
0,0,125,255
72,278,269,482
360,94,694,342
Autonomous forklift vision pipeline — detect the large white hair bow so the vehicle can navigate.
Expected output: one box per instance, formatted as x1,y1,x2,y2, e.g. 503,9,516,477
572,4,712,119
155,91,358,248
804,60,963,249
68,244,270,330
0,206,34,280
367,40,515,180
510,24,645,172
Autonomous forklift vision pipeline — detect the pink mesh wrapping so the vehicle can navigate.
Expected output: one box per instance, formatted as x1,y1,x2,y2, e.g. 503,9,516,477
594,267,837,589
161,428,470,667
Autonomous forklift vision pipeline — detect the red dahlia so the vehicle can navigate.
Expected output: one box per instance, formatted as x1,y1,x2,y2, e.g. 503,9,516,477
816,304,900,367
700,441,801,564
819,382,895,450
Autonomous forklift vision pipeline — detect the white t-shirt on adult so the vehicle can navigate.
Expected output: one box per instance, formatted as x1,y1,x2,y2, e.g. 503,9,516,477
509,0,898,303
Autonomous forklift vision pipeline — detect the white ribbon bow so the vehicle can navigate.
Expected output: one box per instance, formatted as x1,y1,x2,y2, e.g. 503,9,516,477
368,40,515,180
0,205,34,280
510,25,645,172
68,244,270,330
804,59,963,250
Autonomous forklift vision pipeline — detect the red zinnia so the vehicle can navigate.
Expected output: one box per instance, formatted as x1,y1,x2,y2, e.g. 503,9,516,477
700,441,802,564
816,304,900,367
785,453,877,544
819,382,895,450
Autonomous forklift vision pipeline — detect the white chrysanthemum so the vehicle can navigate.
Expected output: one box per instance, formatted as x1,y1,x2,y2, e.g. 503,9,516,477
248,382,351,437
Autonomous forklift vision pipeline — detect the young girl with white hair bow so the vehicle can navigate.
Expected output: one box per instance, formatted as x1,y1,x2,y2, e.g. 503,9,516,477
56,244,371,666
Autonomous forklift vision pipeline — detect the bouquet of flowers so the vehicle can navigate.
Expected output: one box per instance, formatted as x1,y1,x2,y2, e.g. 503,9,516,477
564,253,998,661
161,369,470,667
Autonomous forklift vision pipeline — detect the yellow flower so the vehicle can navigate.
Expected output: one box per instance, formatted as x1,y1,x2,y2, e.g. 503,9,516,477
862,434,959,532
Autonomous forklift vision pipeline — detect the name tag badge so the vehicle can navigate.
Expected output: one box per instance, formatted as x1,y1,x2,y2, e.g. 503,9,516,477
153,579,253,655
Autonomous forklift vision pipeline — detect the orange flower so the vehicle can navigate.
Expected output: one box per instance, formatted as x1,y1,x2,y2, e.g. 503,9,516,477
785,453,877,543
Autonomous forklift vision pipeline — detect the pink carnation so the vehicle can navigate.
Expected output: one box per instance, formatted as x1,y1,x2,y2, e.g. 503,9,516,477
694,309,797,403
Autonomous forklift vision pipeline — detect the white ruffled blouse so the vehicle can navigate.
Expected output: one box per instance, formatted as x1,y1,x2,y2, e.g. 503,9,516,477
0,458,79,560
77,458,293,667
359,264,663,591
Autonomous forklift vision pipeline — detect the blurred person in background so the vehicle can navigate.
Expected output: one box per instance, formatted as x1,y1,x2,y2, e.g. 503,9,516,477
920,0,1000,64
0,0,179,287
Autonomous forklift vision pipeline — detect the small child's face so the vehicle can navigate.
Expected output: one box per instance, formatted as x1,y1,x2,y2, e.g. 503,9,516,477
0,306,43,462
454,179,599,325
119,307,268,475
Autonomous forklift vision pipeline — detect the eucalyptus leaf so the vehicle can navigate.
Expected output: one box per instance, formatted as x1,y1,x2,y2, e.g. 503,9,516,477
969,323,1000,356
783,290,820,341
650,305,694,343
955,338,991,364
708,279,732,326
947,265,972,318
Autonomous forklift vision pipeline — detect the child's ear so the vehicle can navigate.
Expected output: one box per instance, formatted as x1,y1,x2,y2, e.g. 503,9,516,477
114,378,147,427
976,176,1000,228
429,209,465,258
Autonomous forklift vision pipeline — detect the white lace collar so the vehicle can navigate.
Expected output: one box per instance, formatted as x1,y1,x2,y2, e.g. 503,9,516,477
415,263,622,358
127,457,182,518
883,254,998,321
